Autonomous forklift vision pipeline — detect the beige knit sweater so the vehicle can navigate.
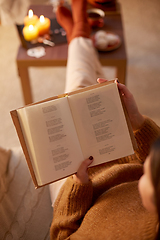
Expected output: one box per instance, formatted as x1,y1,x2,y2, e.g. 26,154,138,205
50,117,160,240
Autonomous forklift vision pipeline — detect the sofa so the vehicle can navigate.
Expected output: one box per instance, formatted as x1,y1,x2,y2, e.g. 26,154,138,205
0,146,53,240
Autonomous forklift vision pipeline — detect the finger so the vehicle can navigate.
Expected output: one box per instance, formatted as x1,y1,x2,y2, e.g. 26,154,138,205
78,157,93,173
97,78,109,84
73,157,94,183
115,80,133,98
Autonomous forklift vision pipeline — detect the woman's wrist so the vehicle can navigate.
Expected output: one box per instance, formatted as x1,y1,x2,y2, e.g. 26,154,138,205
132,113,145,131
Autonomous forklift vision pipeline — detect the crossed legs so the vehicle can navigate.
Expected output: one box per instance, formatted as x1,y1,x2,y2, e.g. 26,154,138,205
56,0,105,93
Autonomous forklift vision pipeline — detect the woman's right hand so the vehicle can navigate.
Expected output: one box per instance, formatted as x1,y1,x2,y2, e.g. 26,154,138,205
97,78,145,131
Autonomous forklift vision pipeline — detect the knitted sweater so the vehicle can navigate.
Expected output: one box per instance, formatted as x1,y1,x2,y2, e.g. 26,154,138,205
50,117,160,240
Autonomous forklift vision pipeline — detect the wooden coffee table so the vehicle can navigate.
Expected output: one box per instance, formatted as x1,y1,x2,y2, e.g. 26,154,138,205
16,4,127,105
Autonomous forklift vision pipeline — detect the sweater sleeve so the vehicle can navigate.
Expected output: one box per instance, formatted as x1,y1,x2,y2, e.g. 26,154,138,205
134,116,160,163
50,176,93,240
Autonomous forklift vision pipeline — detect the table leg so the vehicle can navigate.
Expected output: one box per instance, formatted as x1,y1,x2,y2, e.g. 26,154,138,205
17,65,33,105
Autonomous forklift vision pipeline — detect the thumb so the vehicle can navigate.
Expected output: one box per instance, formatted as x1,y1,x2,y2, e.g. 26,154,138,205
97,78,109,84
78,156,93,173
73,156,94,184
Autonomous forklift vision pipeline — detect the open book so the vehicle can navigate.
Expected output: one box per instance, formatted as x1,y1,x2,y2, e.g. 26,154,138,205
10,81,137,188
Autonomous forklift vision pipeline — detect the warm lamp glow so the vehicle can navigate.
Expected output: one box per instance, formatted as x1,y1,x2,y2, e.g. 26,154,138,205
40,15,45,23
28,9,33,18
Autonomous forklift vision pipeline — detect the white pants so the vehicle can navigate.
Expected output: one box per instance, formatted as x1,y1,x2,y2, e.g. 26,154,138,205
65,37,105,92
49,37,105,206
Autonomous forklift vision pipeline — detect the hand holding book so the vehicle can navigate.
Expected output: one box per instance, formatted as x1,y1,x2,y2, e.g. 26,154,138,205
97,79,145,131
73,156,94,184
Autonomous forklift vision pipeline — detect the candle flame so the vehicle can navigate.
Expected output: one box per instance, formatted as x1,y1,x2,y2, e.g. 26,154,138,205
29,25,34,31
40,15,45,23
28,9,33,18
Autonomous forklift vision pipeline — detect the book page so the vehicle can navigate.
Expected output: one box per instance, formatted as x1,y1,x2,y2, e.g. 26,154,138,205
68,82,134,167
17,97,83,186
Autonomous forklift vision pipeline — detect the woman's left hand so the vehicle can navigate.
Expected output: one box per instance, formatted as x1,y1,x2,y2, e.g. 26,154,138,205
73,157,94,184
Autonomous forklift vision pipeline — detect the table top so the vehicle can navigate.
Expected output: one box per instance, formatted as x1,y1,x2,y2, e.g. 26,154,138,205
17,4,127,66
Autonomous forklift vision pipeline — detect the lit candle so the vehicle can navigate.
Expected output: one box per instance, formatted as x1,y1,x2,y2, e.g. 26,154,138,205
24,9,38,26
23,24,39,41
36,15,51,36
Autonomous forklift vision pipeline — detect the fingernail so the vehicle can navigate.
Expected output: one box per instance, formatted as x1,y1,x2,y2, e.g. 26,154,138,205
115,78,120,83
89,156,93,160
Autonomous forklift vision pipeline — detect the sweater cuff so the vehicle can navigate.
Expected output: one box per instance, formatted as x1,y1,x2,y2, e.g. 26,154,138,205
54,176,93,216
134,116,160,163
67,176,93,212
